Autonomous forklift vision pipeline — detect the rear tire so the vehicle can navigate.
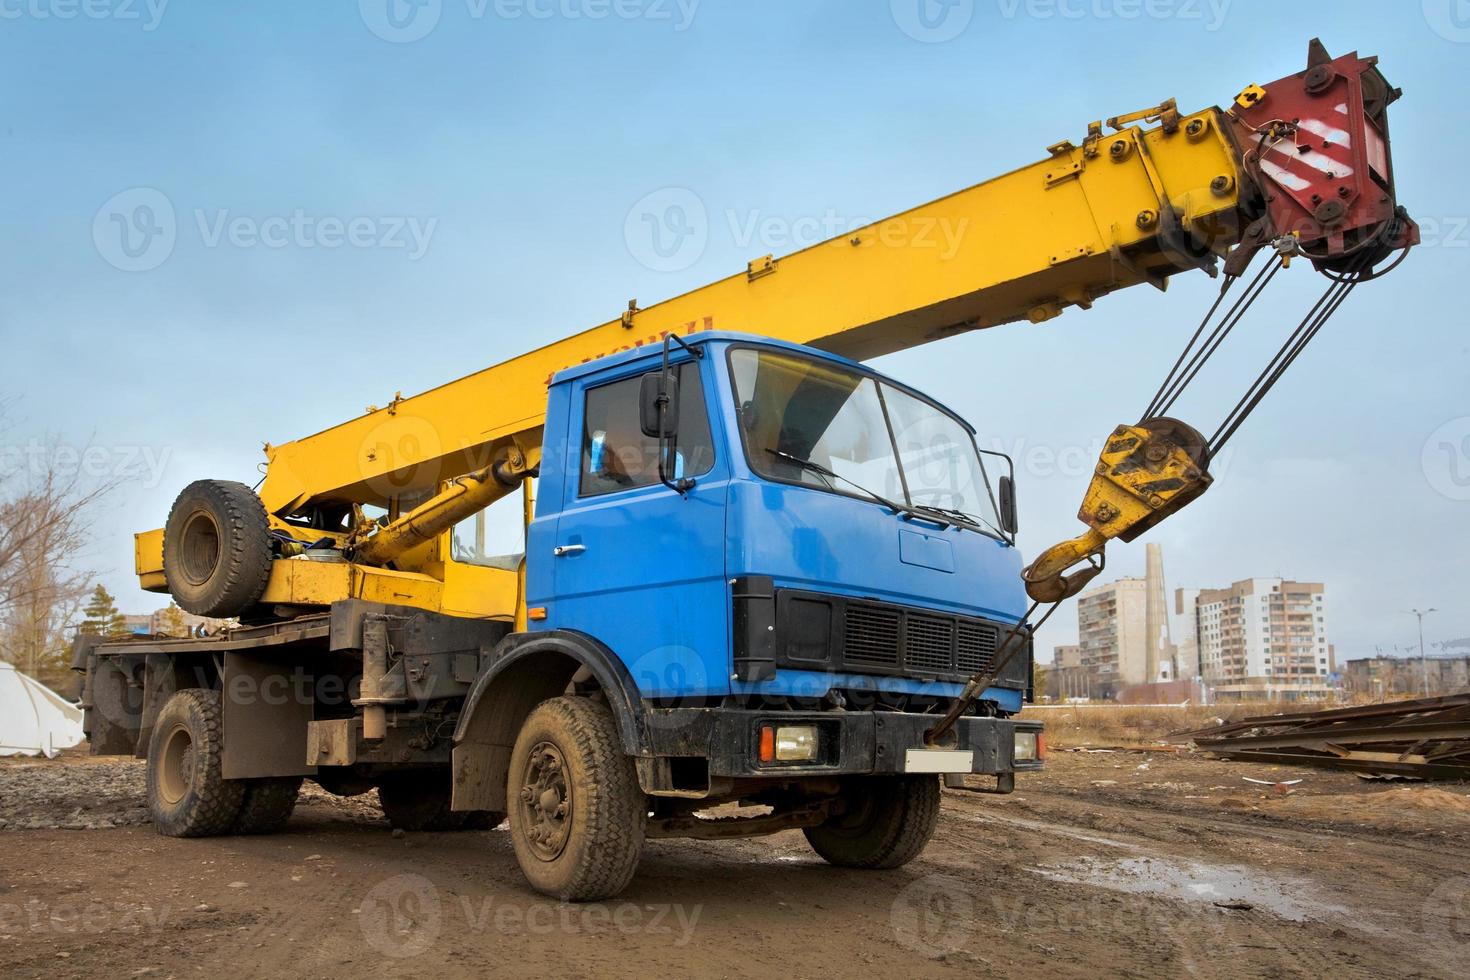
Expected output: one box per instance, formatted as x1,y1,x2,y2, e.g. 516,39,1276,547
378,770,504,832
146,689,245,837
234,777,302,834
163,480,273,618
804,776,940,870
507,697,645,901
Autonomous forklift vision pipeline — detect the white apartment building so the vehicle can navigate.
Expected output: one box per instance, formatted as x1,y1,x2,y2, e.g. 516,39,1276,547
1076,577,1149,696
1190,578,1333,701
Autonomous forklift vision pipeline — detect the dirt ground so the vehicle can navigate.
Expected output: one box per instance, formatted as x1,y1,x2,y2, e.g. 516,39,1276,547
2,747,1468,979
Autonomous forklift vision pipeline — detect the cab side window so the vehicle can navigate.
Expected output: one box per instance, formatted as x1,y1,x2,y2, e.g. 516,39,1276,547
579,363,715,497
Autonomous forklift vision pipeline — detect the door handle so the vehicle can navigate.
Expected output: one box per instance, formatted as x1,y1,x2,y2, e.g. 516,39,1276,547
553,544,586,557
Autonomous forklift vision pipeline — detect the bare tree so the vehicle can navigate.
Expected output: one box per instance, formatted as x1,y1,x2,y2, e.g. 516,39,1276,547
0,407,125,689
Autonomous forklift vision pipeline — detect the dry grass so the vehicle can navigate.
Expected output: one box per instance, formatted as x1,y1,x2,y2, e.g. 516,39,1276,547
1020,703,1297,747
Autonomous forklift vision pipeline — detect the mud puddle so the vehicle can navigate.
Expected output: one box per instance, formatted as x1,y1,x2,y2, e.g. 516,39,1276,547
1032,855,1349,922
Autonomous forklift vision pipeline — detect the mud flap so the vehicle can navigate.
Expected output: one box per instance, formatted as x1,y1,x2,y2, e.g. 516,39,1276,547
221,652,316,780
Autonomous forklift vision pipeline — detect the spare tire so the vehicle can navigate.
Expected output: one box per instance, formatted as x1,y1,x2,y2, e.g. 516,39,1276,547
163,480,273,617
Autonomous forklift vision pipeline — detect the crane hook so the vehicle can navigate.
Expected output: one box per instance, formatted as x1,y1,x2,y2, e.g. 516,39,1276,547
1020,418,1211,603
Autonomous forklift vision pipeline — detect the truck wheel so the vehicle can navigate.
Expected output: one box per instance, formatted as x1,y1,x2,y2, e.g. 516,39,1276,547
146,689,246,837
507,697,645,901
234,777,302,834
163,480,273,618
378,770,504,832
804,775,940,870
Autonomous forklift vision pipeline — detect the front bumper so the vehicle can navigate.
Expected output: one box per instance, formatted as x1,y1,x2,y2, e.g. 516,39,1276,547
645,707,1043,778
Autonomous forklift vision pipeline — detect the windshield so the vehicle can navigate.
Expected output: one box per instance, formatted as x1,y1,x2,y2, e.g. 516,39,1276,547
728,348,1003,538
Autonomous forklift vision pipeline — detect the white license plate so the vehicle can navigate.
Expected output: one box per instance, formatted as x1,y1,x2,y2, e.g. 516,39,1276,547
903,748,974,773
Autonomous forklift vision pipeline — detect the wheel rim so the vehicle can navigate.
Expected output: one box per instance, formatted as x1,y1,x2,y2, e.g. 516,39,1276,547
159,723,195,805
517,741,572,861
179,511,221,586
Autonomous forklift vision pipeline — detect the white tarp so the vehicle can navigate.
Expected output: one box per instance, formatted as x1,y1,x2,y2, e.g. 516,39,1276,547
0,660,85,758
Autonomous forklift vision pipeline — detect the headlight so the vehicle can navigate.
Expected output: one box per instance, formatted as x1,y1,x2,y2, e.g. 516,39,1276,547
1014,731,1041,762
775,726,818,761
758,724,819,763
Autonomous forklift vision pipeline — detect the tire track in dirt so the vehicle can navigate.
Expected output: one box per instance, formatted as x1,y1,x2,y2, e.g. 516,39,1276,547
1,752,1466,978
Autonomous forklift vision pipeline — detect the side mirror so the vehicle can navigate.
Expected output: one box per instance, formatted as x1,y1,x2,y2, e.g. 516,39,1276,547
998,475,1018,536
639,371,679,438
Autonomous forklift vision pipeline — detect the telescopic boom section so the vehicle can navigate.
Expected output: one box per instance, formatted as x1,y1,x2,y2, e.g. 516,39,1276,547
246,41,1410,557
262,91,1256,520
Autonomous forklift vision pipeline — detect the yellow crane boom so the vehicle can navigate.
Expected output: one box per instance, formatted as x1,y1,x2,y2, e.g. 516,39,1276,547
135,39,1414,625
259,100,1239,518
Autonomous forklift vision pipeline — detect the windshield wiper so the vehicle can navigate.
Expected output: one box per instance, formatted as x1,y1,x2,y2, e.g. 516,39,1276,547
766,449,955,528
766,449,908,512
911,504,1007,539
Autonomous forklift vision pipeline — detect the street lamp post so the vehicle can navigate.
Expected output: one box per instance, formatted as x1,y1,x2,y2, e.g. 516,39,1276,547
1405,608,1438,697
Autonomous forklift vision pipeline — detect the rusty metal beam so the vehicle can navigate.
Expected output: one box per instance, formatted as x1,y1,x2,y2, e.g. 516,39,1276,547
1194,748,1470,781
1191,720,1470,752
1177,693,1470,781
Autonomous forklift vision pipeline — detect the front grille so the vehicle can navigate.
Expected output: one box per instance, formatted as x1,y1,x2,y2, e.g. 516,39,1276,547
956,620,999,674
905,614,955,673
844,605,901,667
771,590,1018,685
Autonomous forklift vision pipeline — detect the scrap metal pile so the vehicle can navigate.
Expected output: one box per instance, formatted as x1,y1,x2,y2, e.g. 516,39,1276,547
1171,694,1470,780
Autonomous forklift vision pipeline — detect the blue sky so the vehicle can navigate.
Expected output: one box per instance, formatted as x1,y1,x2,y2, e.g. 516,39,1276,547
1,1,1466,662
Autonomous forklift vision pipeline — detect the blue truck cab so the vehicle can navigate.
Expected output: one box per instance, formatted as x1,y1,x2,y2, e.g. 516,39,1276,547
82,327,1047,904
526,331,1042,790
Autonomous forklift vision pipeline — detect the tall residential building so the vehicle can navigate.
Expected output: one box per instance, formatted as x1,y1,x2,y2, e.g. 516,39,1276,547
1076,577,1149,697
1192,578,1332,701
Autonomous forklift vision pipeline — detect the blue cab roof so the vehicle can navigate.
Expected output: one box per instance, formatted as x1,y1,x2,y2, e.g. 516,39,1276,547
549,330,976,434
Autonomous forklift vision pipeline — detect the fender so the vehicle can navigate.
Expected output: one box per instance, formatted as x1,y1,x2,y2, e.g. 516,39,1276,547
455,630,650,755
450,630,651,814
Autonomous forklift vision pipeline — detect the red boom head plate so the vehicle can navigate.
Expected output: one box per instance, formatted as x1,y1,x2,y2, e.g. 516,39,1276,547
1229,39,1418,275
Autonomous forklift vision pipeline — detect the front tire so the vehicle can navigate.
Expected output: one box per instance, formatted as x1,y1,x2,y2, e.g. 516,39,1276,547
146,689,245,837
507,697,645,901
804,776,940,870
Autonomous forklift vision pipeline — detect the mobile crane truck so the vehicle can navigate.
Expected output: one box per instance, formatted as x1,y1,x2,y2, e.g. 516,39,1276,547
78,40,1415,900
